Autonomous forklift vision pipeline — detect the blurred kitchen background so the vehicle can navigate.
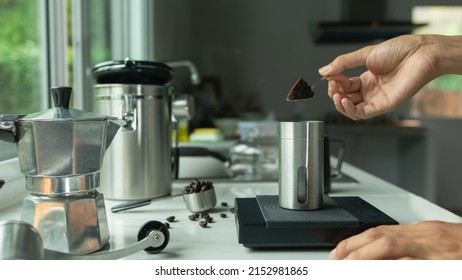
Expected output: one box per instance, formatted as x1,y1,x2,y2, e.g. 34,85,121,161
1,0,462,213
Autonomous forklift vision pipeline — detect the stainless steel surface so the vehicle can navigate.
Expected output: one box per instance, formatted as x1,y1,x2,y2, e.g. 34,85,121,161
110,193,183,213
94,84,173,200
172,94,195,120
20,190,109,254
0,87,125,255
110,187,217,213
0,91,123,182
45,228,166,260
25,172,100,194
0,220,167,260
17,119,121,180
279,121,324,210
183,188,217,213
111,199,153,213
0,220,44,260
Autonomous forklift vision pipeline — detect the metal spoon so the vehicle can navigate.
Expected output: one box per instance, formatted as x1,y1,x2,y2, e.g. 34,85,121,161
111,188,217,213
111,194,183,213
286,77,327,101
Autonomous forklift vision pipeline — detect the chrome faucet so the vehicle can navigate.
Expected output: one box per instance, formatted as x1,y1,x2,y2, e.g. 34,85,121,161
166,60,201,85
165,61,200,180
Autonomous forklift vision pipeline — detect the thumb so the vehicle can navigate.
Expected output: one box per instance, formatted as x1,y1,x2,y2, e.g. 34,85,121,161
319,45,373,76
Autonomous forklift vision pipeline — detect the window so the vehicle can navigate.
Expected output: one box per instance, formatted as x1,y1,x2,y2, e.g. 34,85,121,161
0,0,114,161
410,6,462,118
88,0,112,66
0,0,152,162
71,0,112,111
0,0,43,114
0,0,44,161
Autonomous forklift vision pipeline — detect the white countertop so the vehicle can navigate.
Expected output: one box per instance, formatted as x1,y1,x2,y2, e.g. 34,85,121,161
1,160,461,260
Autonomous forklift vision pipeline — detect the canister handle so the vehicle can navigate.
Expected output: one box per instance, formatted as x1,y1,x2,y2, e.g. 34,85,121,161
122,94,137,131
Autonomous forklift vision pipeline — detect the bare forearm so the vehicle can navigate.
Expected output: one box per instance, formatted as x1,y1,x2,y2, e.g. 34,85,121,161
423,34,462,76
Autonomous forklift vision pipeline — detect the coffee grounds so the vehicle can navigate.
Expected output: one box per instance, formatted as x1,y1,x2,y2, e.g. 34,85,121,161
286,78,314,101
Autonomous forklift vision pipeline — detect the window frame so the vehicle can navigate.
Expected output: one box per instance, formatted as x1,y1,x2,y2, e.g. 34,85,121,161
0,0,155,163
0,0,68,163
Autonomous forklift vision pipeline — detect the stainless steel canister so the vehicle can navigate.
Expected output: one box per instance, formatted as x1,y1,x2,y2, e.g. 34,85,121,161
278,121,324,210
94,84,172,200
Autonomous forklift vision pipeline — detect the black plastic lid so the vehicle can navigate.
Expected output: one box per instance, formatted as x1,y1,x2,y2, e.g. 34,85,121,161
92,58,174,85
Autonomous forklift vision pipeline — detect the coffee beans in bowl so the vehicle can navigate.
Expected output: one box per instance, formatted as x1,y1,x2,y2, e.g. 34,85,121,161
182,179,217,213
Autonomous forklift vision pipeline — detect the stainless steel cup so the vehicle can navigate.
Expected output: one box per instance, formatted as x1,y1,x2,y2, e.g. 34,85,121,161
278,121,324,210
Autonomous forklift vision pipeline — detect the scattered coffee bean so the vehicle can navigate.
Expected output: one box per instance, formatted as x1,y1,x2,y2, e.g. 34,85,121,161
199,221,208,228
221,202,228,207
188,213,199,221
166,216,175,222
220,213,227,218
205,216,213,223
230,207,235,214
200,212,209,218
192,178,200,186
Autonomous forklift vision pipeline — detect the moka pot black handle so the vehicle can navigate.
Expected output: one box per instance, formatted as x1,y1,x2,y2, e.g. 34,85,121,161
0,114,21,143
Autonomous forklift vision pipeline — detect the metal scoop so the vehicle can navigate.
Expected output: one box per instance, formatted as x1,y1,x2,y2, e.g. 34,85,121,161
111,187,217,213
286,77,327,101
183,188,217,213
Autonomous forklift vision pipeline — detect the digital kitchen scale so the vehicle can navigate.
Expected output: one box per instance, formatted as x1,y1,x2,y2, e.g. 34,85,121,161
235,195,398,248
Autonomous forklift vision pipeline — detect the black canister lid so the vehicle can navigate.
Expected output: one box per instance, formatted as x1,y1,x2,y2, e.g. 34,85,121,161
92,58,174,85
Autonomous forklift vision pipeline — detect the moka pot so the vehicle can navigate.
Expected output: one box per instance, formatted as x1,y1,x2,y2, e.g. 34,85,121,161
0,86,125,254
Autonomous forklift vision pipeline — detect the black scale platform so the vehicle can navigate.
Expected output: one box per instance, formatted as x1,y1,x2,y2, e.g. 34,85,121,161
235,195,398,248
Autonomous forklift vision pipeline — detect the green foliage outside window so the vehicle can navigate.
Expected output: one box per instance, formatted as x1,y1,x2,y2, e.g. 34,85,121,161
0,0,42,114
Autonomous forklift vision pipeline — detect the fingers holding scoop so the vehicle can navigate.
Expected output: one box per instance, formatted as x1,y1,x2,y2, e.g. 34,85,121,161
328,76,365,120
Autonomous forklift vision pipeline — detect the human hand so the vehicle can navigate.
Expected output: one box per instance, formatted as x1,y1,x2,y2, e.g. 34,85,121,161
329,221,462,260
319,35,441,120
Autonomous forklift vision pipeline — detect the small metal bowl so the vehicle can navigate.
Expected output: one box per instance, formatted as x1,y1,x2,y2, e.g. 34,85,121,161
183,188,217,213
0,220,45,260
